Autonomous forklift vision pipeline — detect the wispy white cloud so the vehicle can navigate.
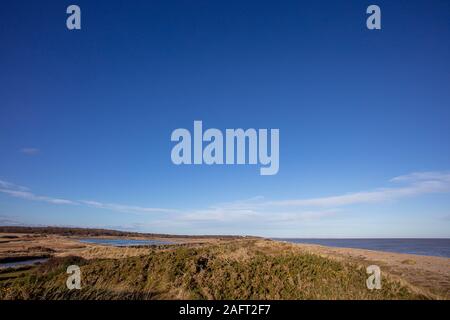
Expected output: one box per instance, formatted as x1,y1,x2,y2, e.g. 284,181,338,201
178,206,340,223
0,171,449,224
0,179,29,191
79,200,179,215
0,215,25,226
262,171,450,208
20,148,40,155
0,189,76,205
390,171,450,183
170,171,450,224
0,179,177,214
0,179,74,204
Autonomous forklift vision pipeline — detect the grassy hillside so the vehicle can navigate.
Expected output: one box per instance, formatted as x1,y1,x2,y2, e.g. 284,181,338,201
0,240,427,300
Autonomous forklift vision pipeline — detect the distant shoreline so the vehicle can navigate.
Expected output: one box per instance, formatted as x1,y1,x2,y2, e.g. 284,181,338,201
1,226,449,258
274,238,450,258
0,226,259,240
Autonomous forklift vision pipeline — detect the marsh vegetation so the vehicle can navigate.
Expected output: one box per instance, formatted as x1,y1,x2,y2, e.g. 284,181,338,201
0,240,428,300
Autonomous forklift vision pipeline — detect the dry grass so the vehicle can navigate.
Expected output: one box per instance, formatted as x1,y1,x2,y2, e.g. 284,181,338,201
0,240,431,300
284,241,450,299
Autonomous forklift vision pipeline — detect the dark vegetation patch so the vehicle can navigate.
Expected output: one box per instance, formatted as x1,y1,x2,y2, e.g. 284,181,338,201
0,235,19,239
0,255,51,264
0,226,255,240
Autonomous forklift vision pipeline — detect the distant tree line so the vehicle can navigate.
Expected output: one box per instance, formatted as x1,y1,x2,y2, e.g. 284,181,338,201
0,226,255,239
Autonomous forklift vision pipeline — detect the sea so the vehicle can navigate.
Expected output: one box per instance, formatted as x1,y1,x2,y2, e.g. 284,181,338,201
275,238,450,258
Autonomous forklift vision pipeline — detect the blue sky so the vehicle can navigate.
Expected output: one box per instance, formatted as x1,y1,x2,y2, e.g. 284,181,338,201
0,0,449,237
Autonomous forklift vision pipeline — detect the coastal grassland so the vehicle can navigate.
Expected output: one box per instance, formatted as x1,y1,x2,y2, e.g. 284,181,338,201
0,240,429,300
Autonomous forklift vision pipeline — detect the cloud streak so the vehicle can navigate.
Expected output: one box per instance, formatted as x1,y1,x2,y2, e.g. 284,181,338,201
0,179,177,214
172,171,450,223
262,171,450,208
20,148,40,155
0,180,29,191
0,189,75,205
79,200,179,215
0,171,449,224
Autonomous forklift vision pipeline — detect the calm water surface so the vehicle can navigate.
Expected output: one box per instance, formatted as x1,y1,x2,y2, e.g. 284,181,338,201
78,238,175,246
276,238,450,258
0,258,48,269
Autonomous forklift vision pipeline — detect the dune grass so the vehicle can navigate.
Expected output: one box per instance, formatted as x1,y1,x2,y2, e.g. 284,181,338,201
0,240,427,300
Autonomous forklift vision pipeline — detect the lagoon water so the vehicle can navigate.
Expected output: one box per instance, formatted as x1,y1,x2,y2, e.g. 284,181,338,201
0,258,48,269
276,238,450,258
78,238,174,246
